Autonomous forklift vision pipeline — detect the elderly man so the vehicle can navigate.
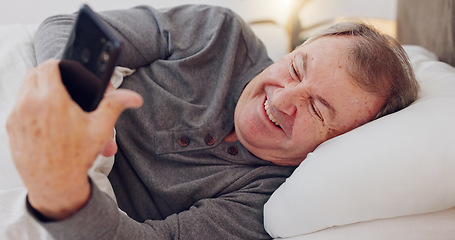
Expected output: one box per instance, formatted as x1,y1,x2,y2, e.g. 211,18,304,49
7,4,418,240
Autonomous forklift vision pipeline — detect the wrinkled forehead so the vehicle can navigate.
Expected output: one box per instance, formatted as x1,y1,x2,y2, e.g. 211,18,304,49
295,35,357,74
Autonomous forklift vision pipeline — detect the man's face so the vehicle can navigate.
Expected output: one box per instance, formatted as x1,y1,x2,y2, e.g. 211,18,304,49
233,36,386,166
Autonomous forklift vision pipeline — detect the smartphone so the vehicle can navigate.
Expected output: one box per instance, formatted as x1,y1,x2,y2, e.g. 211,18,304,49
59,4,123,112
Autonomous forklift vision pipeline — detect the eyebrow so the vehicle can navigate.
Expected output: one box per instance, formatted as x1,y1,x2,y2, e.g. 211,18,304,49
302,53,308,73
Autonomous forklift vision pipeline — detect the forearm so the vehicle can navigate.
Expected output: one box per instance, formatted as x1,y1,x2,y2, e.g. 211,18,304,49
33,6,172,68
31,161,294,240
33,14,74,63
32,179,275,240
33,5,241,69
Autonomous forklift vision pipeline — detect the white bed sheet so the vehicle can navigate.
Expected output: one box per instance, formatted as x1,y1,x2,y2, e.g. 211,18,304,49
281,207,455,240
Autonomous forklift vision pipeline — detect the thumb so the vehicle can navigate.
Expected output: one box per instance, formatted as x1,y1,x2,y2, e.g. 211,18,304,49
93,89,143,131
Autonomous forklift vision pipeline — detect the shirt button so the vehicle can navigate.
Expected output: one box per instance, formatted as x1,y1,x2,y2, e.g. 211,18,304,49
204,134,215,146
227,146,238,155
178,136,190,147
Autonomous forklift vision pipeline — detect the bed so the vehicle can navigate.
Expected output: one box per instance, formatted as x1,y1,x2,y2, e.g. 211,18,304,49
1,1,455,239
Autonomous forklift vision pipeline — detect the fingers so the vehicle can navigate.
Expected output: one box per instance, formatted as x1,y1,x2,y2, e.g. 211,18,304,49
106,82,115,93
11,60,63,119
91,88,143,139
99,88,143,118
16,59,71,105
101,138,118,157
12,59,143,157
36,59,61,88
14,69,38,109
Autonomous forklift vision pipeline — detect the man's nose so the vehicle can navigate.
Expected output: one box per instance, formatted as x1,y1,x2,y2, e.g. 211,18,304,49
271,85,305,116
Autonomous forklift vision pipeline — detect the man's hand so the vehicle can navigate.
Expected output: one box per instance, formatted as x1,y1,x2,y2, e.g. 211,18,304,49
6,59,143,220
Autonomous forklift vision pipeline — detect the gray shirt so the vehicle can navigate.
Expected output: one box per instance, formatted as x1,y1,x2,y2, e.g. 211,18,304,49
32,5,295,239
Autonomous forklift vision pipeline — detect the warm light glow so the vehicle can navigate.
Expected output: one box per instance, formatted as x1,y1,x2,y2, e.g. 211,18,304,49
271,0,294,26
281,0,293,12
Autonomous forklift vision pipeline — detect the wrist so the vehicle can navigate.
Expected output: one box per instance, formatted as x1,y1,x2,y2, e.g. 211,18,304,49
27,178,92,221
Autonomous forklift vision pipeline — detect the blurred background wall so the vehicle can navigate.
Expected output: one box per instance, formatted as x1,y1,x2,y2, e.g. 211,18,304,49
0,0,398,60
0,0,396,26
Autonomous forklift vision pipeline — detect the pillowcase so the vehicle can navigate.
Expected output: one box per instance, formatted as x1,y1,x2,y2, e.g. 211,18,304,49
264,45,455,238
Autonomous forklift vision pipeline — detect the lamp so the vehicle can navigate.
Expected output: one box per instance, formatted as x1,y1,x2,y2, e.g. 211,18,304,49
286,0,398,50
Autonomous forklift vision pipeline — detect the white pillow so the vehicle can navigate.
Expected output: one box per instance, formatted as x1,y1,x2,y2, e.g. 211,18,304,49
264,45,455,238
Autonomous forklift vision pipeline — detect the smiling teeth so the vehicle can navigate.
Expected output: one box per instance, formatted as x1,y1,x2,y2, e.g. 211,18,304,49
264,100,280,126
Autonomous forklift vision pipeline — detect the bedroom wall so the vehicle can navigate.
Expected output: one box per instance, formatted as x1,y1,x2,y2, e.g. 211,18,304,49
0,0,295,61
0,0,293,25
1,0,396,25
0,0,397,61
296,0,398,40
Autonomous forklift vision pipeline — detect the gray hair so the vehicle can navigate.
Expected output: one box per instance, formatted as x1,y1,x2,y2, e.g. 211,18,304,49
302,21,419,120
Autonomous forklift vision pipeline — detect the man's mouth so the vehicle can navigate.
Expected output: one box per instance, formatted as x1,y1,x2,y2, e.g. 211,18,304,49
264,100,281,127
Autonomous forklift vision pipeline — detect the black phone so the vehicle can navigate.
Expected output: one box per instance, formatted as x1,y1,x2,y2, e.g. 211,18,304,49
60,4,123,112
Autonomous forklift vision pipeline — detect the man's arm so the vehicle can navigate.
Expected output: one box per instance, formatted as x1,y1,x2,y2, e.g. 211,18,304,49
23,5,283,239
36,165,291,239
34,5,239,69
6,59,143,220
34,7,166,68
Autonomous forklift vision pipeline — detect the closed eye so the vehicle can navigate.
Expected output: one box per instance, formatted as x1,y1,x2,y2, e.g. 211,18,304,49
289,60,301,82
309,99,324,122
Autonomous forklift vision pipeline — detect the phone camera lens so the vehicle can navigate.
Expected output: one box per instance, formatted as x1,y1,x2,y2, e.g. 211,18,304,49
97,42,113,72
97,52,110,72
101,52,110,62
